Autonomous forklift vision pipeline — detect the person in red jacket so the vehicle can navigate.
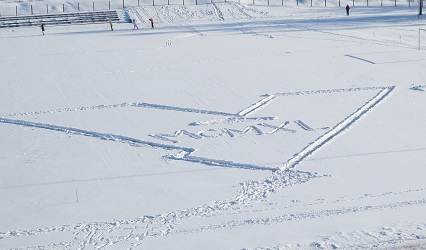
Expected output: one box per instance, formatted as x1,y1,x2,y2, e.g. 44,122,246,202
346,4,350,16
149,18,154,28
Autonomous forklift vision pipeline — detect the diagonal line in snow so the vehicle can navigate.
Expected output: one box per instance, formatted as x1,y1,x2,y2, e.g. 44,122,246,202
0,117,193,153
166,154,278,171
212,3,225,21
345,54,376,64
281,86,396,170
238,94,277,117
0,101,239,118
188,116,276,126
134,102,237,117
275,86,387,97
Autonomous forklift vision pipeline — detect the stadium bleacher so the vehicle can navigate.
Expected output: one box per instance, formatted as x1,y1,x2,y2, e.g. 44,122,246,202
0,10,121,28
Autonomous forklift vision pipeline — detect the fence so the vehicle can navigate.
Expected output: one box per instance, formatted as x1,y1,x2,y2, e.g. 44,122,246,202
0,0,418,16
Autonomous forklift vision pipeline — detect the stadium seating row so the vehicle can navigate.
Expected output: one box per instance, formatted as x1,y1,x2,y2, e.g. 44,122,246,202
0,10,120,28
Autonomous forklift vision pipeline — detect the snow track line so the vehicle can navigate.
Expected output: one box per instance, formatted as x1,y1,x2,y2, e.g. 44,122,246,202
230,2,254,19
294,120,315,131
275,86,387,97
345,54,376,64
134,102,237,116
234,24,274,39
138,7,151,26
281,86,396,170
168,199,426,237
0,117,193,153
211,188,426,219
238,94,277,116
0,101,238,118
212,3,225,21
151,6,163,24
189,116,276,126
167,155,278,171
288,23,416,50
183,26,203,36
1,102,132,117
165,33,198,48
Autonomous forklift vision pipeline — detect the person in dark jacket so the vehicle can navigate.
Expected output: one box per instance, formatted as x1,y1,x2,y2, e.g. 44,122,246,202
149,18,154,28
346,5,350,16
40,24,45,35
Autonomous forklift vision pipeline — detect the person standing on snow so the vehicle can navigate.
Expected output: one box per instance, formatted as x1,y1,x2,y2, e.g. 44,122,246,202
346,4,350,16
132,19,138,30
109,20,113,31
149,18,154,28
40,24,45,35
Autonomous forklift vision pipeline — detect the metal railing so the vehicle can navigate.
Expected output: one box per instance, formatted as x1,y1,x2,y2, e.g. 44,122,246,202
0,0,418,17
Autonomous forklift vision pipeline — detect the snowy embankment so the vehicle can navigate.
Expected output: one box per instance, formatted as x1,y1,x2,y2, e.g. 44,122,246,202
0,2,426,250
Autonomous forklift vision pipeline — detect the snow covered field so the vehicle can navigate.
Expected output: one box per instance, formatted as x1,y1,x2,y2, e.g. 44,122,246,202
1,2,426,249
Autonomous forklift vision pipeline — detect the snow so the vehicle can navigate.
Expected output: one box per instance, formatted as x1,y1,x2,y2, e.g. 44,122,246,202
0,2,426,249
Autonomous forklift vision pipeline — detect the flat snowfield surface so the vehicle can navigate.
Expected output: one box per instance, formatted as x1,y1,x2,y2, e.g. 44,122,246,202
1,3,426,249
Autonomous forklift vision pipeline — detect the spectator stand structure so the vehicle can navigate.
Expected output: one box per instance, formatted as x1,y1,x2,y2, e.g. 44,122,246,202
0,10,121,28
